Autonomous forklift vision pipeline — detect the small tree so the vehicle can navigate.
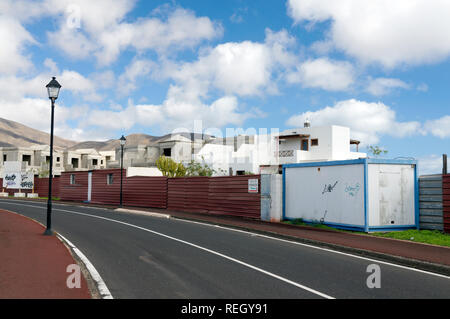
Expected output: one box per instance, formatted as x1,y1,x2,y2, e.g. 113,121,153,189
156,156,186,177
368,145,388,157
186,157,215,177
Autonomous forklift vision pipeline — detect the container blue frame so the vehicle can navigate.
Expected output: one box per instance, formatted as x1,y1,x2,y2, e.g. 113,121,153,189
282,158,419,233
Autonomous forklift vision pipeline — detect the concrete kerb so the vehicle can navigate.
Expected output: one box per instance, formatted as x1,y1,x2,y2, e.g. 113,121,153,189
56,234,113,299
115,208,170,219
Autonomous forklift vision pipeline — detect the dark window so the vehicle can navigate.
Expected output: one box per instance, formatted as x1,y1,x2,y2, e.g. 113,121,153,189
101,160,104,165
3,154,6,162
236,170,245,176
46,156,51,164
71,158,79,168
107,174,114,185
22,155,31,165
301,139,309,151
70,174,76,185
56,157,60,162
163,148,172,157
106,156,111,161
93,159,98,166
311,139,319,146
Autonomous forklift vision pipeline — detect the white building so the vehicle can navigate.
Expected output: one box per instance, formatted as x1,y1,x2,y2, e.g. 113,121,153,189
193,123,366,175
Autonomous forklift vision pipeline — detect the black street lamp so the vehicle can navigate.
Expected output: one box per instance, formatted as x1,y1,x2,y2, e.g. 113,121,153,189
119,135,126,207
44,77,61,236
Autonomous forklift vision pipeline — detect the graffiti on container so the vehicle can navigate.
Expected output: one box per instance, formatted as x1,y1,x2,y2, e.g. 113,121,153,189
322,181,338,194
345,183,361,197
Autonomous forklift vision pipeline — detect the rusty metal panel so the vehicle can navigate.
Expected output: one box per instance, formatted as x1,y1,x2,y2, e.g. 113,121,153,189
60,171,89,202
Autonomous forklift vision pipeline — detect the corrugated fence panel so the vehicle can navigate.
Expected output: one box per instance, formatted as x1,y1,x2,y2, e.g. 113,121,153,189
90,169,123,205
185,177,210,213
123,176,167,209
60,171,89,202
419,175,443,231
443,174,450,233
167,178,187,211
208,175,261,219
34,177,61,198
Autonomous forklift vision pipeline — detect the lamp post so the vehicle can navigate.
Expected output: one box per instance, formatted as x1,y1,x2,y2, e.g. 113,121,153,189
119,135,126,207
44,77,61,236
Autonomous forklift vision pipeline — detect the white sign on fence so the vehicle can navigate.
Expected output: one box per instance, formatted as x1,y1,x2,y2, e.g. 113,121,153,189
3,172,34,189
248,179,259,193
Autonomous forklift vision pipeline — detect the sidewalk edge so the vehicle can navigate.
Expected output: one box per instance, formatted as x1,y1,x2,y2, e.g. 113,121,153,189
57,234,114,299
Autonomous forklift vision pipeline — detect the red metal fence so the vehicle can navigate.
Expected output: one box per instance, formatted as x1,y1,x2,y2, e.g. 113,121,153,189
0,176,60,198
208,176,261,219
443,174,450,233
1,170,261,220
34,177,61,198
59,171,89,202
123,176,168,209
167,175,261,218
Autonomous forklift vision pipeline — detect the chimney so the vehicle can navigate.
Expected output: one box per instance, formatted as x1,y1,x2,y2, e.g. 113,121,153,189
304,118,311,128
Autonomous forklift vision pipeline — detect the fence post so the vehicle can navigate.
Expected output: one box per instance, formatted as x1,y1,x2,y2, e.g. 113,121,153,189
443,154,448,175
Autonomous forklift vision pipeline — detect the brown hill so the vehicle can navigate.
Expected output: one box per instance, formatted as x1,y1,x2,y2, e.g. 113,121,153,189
0,118,77,148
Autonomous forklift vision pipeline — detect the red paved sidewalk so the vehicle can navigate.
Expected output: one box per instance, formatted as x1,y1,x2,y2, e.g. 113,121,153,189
0,210,91,299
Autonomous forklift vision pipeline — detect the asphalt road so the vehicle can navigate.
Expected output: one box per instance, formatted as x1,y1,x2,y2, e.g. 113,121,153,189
1,199,449,299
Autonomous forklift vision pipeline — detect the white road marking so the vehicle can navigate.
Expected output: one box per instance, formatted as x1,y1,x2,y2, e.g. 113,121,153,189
57,234,113,299
0,200,334,299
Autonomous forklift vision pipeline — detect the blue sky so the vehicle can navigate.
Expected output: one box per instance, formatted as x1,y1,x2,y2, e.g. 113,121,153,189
1,0,449,174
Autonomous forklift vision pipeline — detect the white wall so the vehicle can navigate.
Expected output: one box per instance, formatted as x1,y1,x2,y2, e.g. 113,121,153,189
368,164,415,227
285,164,366,227
127,167,163,177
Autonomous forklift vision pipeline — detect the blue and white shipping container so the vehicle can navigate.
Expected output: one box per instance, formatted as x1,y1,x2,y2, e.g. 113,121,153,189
282,158,419,232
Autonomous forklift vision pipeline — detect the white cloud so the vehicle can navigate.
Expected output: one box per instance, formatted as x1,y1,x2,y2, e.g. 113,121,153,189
165,29,297,98
0,17,36,75
366,77,410,96
117,59,155,96
286,99,423,144
418,154,447,176
287,58,355,91
288,0,450,67
424,115,450,138
46,3,222,66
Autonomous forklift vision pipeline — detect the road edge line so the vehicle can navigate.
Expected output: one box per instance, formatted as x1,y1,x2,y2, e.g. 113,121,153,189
57,234,113,299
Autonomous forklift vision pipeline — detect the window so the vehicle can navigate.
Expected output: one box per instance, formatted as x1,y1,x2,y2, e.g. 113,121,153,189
22,155,31,165
301,139,309,151
163,148,172,157
236,170,245,176
71,158,79,168
107,174,114,185
56,157,60,162
3,154,6,162
106,156,111,161
93,159,98,166
70,174,76,185
101,160,104,165
46,156,51,164
311,139,319,146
